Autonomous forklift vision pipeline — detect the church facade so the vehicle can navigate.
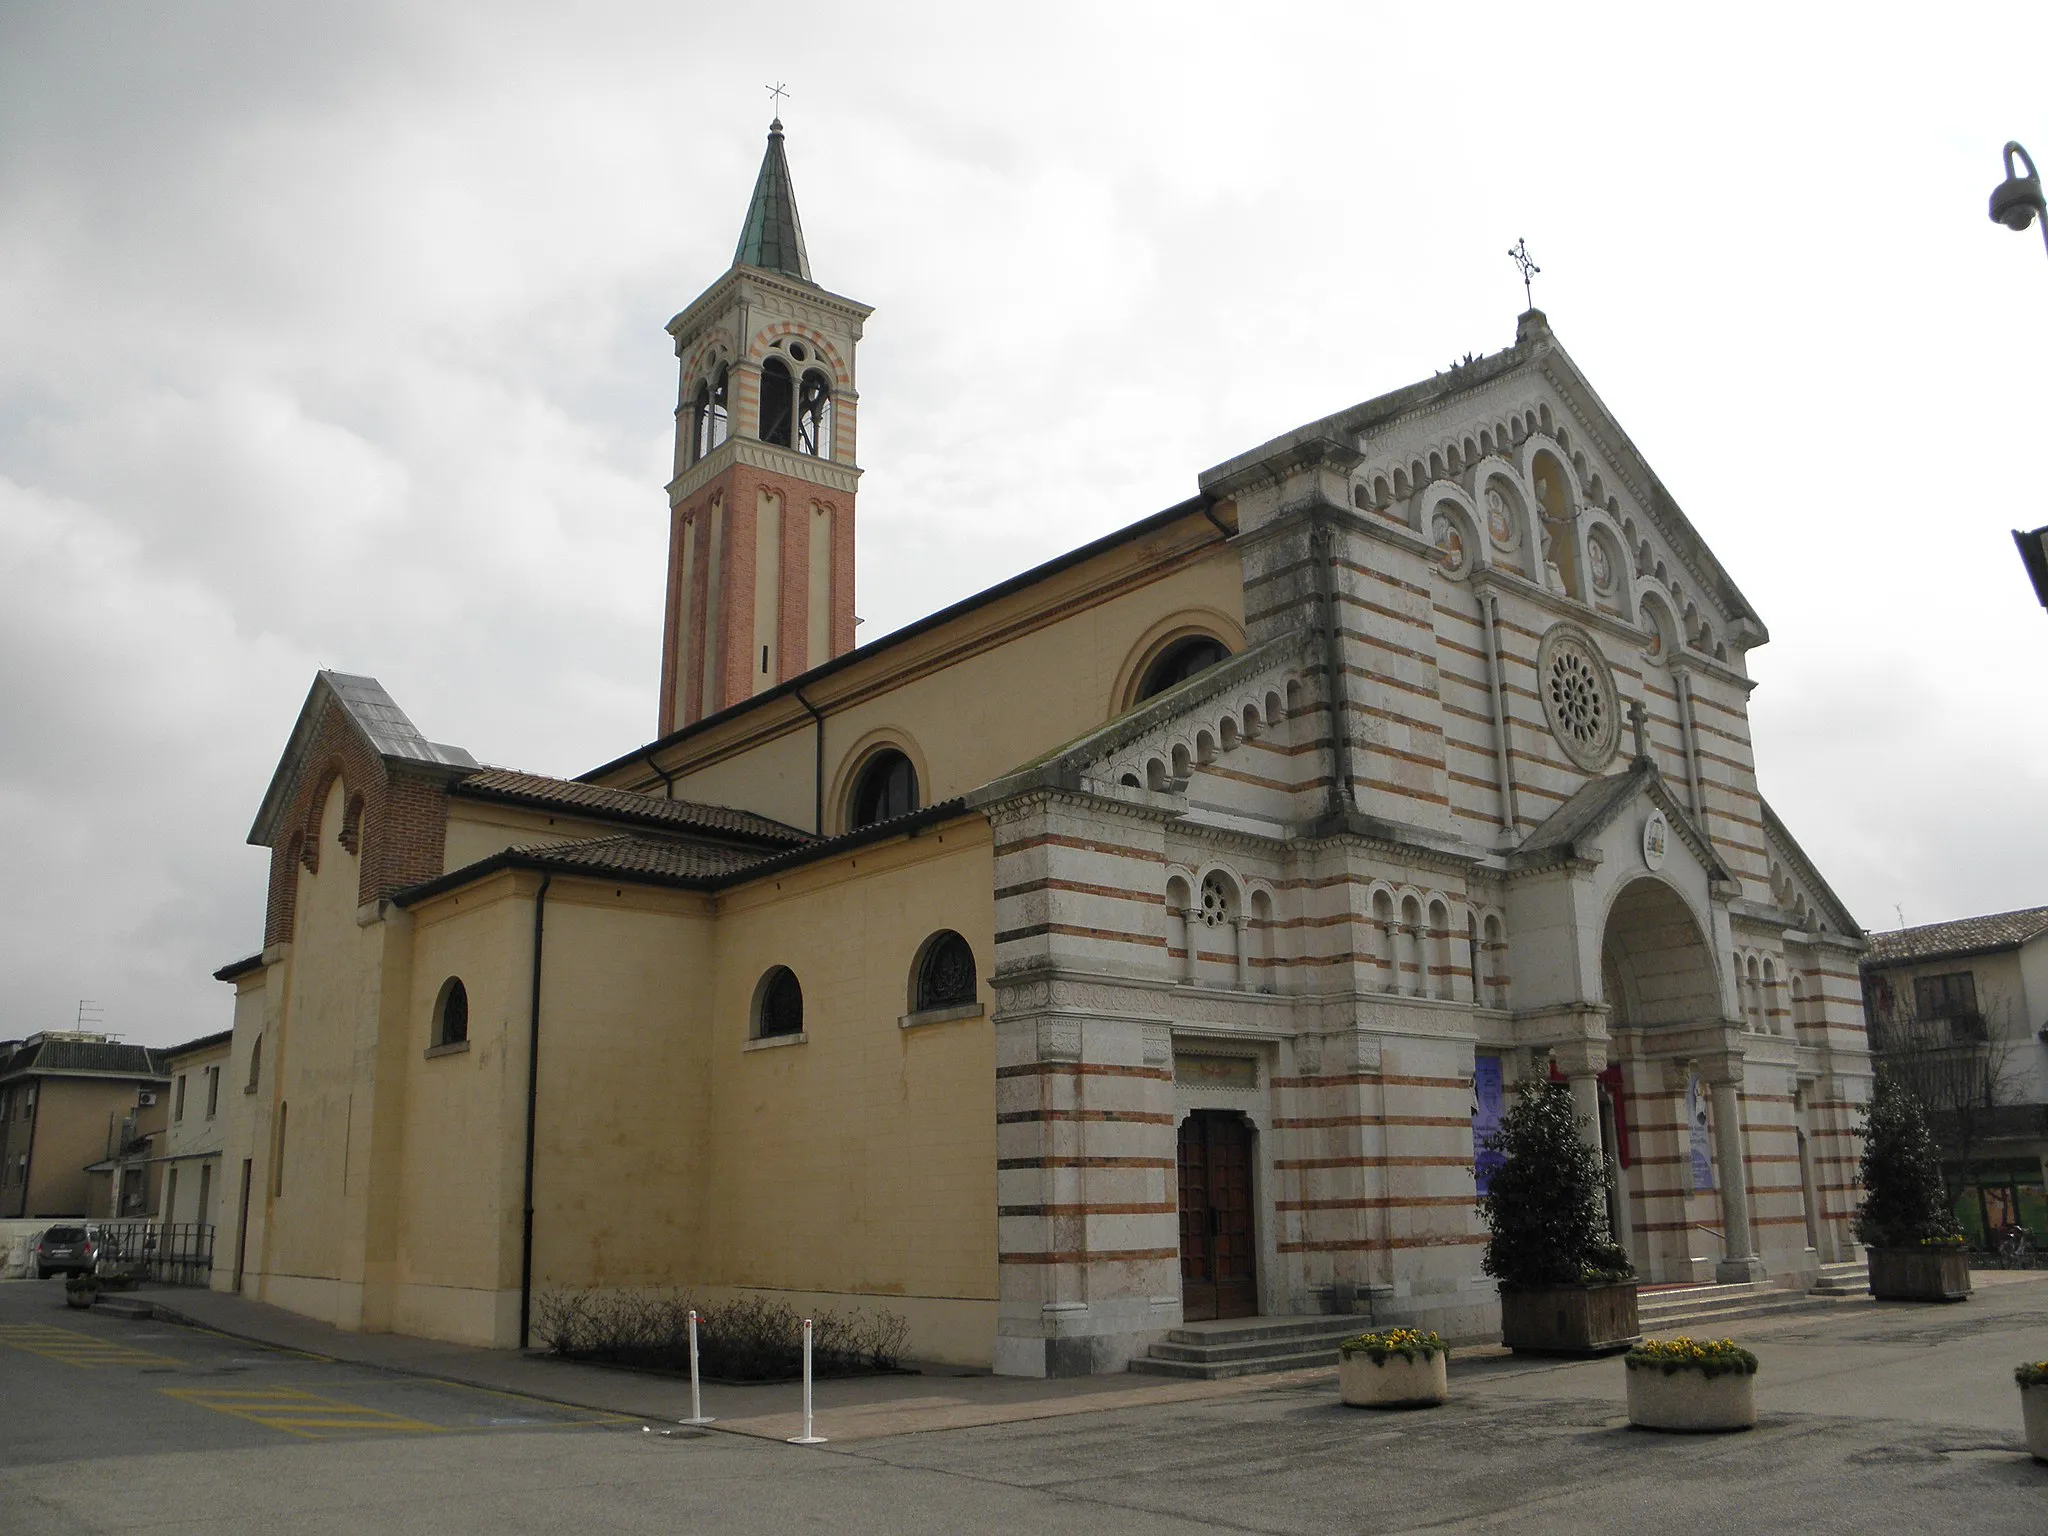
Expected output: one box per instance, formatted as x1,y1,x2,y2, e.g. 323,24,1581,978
208,122,1874,1375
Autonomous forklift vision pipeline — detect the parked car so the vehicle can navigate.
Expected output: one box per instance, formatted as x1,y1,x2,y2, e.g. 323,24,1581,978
33,1225,111,1279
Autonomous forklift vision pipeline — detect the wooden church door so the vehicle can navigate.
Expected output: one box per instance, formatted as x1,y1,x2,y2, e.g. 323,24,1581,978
1177,1111,1258,1321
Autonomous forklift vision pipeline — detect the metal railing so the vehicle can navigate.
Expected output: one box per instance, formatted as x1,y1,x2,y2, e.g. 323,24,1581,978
96,1221,215,1286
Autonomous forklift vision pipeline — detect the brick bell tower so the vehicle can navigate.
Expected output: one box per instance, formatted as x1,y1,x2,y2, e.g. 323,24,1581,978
659,117,872,733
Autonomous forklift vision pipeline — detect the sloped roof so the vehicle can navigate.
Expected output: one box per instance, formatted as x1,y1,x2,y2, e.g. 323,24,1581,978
1863,905,2048,968
0,1035,167,1083
1759,799,1863,939
451,768,810,847
250,671,477,845
504,833,774,883
1508,758,1727,881
162,1030,233,1062
734,118,811,281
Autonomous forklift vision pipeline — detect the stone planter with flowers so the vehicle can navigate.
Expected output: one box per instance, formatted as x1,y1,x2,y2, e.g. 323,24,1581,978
1625,1337,1758,1432
2018,1360,2048,1463
1338,1328,1449,1409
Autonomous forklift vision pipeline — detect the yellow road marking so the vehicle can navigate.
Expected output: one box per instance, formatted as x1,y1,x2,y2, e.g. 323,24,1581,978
162,1385,447,1440
0,1323,183,1370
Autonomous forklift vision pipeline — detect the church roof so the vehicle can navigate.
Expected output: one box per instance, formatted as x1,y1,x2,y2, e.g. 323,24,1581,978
1862,905,2048,968
502,832,773,884
249,671,477,845
734,119,811,281
452,768,810,847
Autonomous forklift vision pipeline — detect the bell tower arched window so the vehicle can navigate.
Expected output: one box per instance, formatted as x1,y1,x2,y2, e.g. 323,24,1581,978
759,356,795,447
693,366,730,463
849,748,918,830
797,369,832,457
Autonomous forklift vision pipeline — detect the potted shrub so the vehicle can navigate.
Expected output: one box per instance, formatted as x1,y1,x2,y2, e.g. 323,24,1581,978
64,1273,98,1310
1625,1337,1758,1432
2017,1360,2048,1463
1479,1079,1638,1353
1856,1075,1970,1302
1338,1328,1448,1409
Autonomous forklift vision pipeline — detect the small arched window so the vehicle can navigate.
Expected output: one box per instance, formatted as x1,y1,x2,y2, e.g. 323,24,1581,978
694,366,730,462
759,356,795,447
914,931,978,1012
849,748,919,830
246,1032,263,1091
756,966,804,1038
1138,636,1229,701
797,369,832,457
433,977,469,1048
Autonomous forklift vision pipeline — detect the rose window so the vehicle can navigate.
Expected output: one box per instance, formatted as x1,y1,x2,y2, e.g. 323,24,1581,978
1536,624,1621,772
1200,874,1232,927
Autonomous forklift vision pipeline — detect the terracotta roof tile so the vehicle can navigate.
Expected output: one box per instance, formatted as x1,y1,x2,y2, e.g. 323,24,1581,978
1862,905,2048,967
453,768,809,846
511,834,773,884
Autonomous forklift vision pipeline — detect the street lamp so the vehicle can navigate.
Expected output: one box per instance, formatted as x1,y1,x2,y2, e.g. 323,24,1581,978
1989,141,2047,256
1991,143,2048,609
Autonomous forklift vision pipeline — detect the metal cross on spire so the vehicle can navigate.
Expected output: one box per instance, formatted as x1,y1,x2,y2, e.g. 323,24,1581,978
766,81,789,121
1508,237,1540,310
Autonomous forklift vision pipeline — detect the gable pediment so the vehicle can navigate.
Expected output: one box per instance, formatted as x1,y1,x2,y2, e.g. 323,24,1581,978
1508,758,1729,887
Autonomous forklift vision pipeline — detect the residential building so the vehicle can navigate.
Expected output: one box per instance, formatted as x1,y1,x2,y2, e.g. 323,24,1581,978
0,1034,168,1219
1861,906,2048,1243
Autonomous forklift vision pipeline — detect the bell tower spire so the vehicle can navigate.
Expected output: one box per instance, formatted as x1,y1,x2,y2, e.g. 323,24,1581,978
657,117,871,736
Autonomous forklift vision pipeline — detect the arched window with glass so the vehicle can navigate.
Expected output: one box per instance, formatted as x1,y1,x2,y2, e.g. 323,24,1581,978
912,931,978,1013
754,966,804,1039
759,356,795,447
848,748,918,830
1137,635,1230,702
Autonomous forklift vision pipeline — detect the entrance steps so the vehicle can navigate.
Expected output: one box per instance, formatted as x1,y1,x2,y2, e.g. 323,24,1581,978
1129,1315,1364,1380
1808,1261,1870,1297
1636,1276,1860,1336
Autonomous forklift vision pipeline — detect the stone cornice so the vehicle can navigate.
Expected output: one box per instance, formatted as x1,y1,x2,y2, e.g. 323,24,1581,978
666,263,874,349
666,436,862,505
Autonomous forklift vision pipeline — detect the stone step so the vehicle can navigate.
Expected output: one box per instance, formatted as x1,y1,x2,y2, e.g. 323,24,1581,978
92,1295,156,1320
1639,1289,1847,1336
1808,1262,1868,1297
1162,1316,1366,1350
1129,1345,1338,1381
1147,1332,1361,1367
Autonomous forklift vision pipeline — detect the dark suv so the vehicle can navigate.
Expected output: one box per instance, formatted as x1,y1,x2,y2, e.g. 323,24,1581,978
33,1225,108,1279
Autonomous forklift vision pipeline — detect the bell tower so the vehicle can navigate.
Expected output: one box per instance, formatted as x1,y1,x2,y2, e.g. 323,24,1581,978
659,118,871,733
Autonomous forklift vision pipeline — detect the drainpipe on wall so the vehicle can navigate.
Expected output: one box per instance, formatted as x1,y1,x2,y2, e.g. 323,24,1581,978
20,1082,40,1218
517,872,551,1352
793,688,826,835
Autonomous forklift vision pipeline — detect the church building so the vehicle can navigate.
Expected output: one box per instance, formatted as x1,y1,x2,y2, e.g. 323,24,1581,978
208,120,1874,1376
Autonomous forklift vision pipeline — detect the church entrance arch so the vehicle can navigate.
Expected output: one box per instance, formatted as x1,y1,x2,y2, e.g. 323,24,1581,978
1176,1110,1258,1321
1599,875,1727,1281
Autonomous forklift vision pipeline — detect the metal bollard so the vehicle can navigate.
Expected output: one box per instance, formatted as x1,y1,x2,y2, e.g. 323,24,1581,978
681,1307,714,1426
786,1316,827,1444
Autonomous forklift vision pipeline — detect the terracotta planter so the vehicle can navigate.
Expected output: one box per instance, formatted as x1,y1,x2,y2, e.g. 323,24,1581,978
1339,1349,1448,1408
1867,1247,1971,1302
1626,1362,1756,1432
2023,1384,2048,1464
1499,1282,1640,1354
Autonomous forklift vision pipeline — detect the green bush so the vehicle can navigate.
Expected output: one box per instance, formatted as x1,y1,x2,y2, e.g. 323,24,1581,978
532,1290,908,1382
1626,1336,1758,1379
1478,1079,1633,1291
1855,1075,1963,1250
2016,1360,2048,1388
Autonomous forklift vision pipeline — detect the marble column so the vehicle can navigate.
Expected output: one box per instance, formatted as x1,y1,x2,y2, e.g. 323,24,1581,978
1709,1074,1766,1282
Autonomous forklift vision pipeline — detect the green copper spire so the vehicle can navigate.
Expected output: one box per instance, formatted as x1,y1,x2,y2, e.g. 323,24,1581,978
734,118,811,282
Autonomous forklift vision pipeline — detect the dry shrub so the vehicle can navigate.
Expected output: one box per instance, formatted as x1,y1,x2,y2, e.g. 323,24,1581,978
533,1290,908,1382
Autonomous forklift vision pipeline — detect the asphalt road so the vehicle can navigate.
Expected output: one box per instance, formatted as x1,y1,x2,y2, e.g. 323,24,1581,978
3,1275,2046,1534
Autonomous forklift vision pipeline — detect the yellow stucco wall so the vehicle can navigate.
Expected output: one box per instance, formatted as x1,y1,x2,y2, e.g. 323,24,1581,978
637,515,1244,834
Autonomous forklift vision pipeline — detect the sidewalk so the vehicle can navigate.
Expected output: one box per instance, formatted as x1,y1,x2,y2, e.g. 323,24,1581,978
123,1284,1349,1443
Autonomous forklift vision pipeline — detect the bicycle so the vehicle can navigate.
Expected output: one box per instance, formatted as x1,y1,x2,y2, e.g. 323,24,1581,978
1995,1225,2036,1269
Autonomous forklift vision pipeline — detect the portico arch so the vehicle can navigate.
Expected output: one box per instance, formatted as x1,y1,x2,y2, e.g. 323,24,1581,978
1599,876,1721,1028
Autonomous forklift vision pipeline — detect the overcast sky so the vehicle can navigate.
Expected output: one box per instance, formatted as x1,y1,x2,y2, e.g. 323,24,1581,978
4,3,2047,1047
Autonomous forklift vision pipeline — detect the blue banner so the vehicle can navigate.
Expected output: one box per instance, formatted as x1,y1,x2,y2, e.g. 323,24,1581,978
1688,1076,1714,1192
1473,1055,1504,1196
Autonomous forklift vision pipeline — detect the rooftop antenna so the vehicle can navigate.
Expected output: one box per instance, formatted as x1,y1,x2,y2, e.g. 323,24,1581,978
75,999,102,1031
1894,902,1907,931
766,81,789,122
1508,237,1540,310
